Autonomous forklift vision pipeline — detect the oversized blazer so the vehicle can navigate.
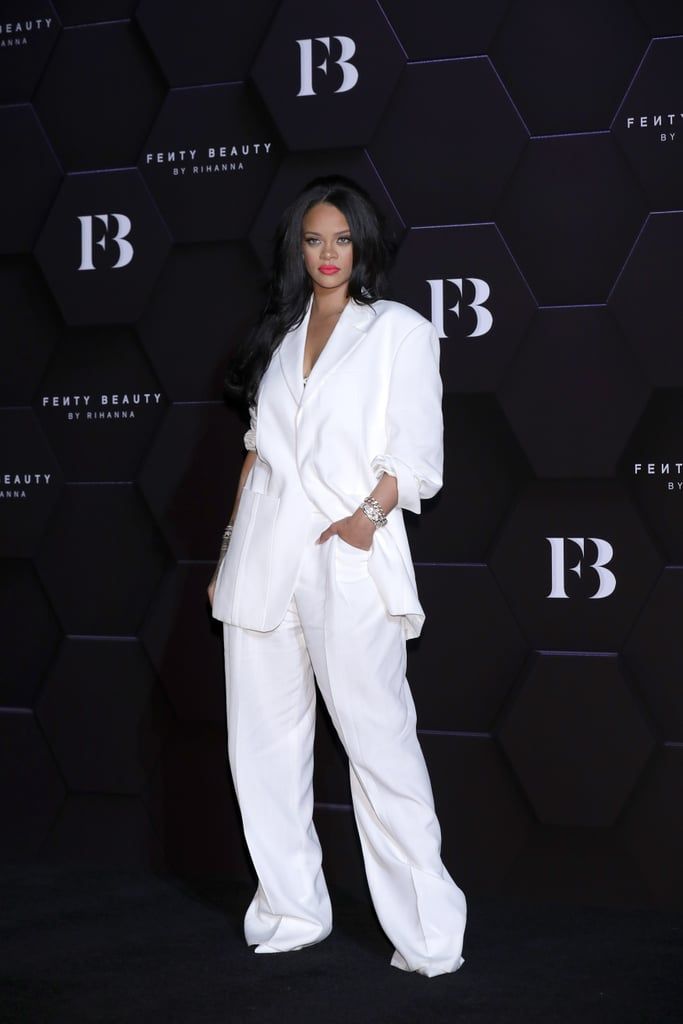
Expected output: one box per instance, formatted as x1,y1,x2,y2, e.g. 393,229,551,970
211,296,444,640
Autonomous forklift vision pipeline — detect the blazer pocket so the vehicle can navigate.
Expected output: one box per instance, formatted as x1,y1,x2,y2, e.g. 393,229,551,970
217,488,280,626
334,533,371,584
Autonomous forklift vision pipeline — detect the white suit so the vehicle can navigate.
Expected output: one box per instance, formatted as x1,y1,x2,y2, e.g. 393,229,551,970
212,297,467,977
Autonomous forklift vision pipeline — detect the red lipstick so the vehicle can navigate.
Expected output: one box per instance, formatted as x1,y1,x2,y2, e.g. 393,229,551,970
319,265,339,275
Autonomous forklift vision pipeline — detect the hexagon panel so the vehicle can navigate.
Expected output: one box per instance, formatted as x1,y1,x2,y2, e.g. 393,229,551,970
496,134,647,305
137,241,265,402
618,389,683,562
138,83,283,243
370,58,528,225
33,19,165,171
620,745,683,907
410,564,528,733
380,1,508,60
36,637,166,793
34,483,169,635
423,733,532,890
136,0,279,86
33,326,167,482
0,3,61,104
0,561,61,708
0,105,62,254
407,393,532,564
40,793,163,867
623,568,683,742
251,0,405,150
34,169,172,325
488,481,664,651
389,224,536,393
497,653,655,827
138,403,252,561
612,38,683,208
497,306,650,477
490,0,647,134
0,258,61,406
609,213,683,387
141,563,226,724
0,711,65,858
0,408,63,558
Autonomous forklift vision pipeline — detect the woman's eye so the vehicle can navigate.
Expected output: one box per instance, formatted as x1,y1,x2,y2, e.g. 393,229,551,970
304,237,320,245
338,236,351,244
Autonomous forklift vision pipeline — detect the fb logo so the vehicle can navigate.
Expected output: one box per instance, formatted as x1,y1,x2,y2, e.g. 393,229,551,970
426,278,493,339
546,537,616,599
78,214,133,270
296,37,359,96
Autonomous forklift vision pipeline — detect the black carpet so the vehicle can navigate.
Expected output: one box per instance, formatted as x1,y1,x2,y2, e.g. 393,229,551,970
1,864,681,1024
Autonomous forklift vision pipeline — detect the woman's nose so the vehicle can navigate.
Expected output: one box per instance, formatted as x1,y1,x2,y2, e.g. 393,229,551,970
322,240,336,259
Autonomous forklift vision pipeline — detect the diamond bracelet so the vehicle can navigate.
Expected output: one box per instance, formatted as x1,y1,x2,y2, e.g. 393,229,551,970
360,495,388,528
218,522,233,560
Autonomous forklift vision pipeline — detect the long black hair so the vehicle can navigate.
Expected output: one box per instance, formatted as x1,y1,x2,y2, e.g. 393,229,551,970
223,175,392,412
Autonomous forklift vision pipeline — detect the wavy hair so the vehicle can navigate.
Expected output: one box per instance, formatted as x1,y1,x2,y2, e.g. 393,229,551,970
223,174,392,412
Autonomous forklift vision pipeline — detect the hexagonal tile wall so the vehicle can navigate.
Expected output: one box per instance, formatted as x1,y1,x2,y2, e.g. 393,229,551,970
2,3,683,905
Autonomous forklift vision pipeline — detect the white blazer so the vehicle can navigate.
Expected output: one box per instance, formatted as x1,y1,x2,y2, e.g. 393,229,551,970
211,296,444,640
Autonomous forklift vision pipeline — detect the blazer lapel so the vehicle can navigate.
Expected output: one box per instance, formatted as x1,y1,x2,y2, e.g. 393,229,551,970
305,297,376,400
278,297,313,405
279,297,377,407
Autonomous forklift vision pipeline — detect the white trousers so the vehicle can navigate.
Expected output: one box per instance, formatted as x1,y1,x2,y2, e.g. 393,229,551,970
222,507,467,977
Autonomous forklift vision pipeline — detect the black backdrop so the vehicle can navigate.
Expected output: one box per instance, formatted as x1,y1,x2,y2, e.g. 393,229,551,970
2,0,683,910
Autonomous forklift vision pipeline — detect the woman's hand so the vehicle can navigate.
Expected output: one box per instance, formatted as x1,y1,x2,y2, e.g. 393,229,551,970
317,507,376,550
207,571,217,608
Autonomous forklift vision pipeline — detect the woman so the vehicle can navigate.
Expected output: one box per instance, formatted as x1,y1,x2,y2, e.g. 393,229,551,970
207,176,467,977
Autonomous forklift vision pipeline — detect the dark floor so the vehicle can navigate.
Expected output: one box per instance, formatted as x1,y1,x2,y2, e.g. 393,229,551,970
0,864,681,1024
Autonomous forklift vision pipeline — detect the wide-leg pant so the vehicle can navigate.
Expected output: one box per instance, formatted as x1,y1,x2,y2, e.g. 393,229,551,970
222,506,467,977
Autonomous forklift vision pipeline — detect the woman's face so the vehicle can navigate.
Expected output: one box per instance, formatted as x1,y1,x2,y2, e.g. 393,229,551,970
301,202,354,296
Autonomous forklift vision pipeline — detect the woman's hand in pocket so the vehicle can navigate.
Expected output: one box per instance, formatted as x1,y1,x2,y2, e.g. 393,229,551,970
317,508,375,551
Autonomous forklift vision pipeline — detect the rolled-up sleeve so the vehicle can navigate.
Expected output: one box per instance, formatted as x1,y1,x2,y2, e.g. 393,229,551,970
370,320,444,515
243,403,257,452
